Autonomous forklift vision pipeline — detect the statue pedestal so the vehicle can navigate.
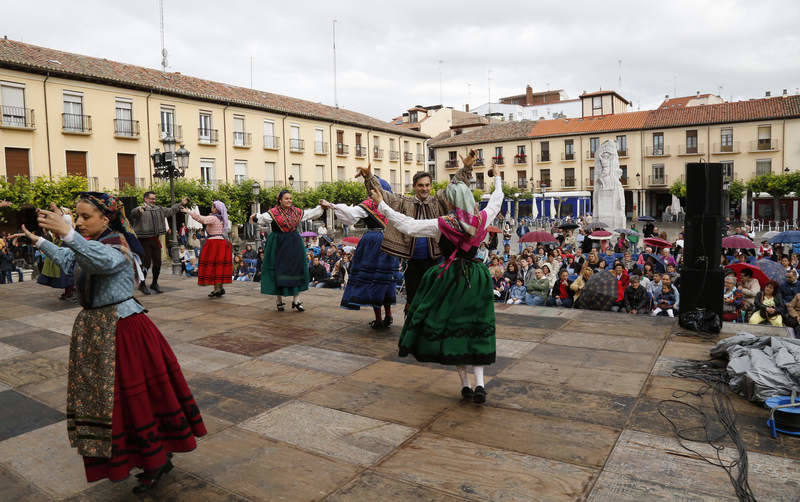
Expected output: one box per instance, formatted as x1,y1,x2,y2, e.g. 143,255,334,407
594,189,626,230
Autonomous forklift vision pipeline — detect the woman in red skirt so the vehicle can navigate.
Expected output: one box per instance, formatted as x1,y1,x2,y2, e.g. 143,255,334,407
182,200,233,297
13,193,206,495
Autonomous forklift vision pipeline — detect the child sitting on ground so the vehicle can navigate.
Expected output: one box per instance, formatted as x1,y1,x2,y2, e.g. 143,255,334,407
651,282,676,317
507,278,527,305
185,256,198,277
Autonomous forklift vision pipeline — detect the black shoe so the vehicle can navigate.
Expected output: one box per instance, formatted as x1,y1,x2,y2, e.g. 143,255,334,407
473,386,486,404
369,320,383,330
219,288,225,296
277,302,285,312
383,315,393,328
461,386,474,400
150,283,163,294
208,290,221,298
292,302,305,312
139,282,151,295
132,459,173,494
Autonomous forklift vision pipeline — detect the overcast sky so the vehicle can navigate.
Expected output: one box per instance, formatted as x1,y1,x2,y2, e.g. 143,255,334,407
5,0,800,121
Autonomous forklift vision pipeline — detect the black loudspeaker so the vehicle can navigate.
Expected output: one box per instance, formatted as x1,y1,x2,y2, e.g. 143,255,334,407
120,197,138,218
679,267,724,315
685,162,723,217
683,215,722,269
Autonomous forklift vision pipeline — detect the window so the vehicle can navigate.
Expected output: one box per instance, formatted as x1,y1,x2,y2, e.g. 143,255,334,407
63,92,84,131
373,136,380,147
652,132,664,155
315,128,325,153
233,116,245,146
564,139,574,160
476,148,483,160
409,111,418,123
686,130,698,154
355,132,362,146
200,159,214,185
263,120,276,149
475,172,485,190
616,135,627,155
428,147,435,161
592,96,602,113
721,128,733,152
403,140,409,153
721,160,734,181
416,143,422,155
374,168,381,177
517,171,526,188
1,83,26,127
404,171,411,188
652,163,665,182
620,165,628,185
517,145,526,156
589,137,599,157
389,138,396,152
199,112,212,141
159,106,175,139
495,146,503,159
234,160,247,184
539,142,548,162
337,130,345,154
315,164,325,185
114,99,133,136
448,151,457,161
290,163,301,185
337,166,345,181
265,161,277,185
290,125,301,151
564,167,575,186
540,169,551,187
758,126,772,150
756,159,772,176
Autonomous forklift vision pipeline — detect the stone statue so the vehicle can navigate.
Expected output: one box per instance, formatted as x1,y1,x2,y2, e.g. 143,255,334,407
592,139,626,230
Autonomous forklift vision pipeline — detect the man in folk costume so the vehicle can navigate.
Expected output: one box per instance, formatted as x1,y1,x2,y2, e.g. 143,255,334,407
356,151,475,316
129,191,188,294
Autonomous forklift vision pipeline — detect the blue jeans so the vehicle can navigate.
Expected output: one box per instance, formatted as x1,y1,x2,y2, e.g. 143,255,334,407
525,294,546,306
546,297,573,308
309,281,326,288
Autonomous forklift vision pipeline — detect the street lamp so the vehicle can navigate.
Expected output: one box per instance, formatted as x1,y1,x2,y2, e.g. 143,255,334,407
288,174,294,187
151,140,189,275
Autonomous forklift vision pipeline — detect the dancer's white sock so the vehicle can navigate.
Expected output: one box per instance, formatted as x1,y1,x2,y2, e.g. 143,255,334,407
293,295,299,304
473,366,485,388
457,366,471,387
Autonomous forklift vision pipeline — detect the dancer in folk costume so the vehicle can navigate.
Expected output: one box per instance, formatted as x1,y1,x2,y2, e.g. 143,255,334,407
370,166,503,404
319,178,400,329
36,208,76,299
250,190,323,312
12,194,206,494
182,201,233,297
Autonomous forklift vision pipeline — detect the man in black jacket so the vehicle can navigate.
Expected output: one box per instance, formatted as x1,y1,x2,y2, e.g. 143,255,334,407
624,275,650,314
308,256,329,288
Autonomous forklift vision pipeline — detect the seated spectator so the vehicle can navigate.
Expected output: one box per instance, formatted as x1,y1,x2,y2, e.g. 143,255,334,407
622,252,635,272
547,269,574,308
791,254,800,270
660,247,676,267
781,269,800,303
308,256,329,288
242,244,257,260
666,263,680,288
502,244,512,263
652,283,677,317
647,272,663,299
232,256,249,281
507,278,527,305
488,257,503,277
735,253,747,264
541,264,557,289
722,275,744,322
564,256,578,275
586,252,601,271
738,269,760,311
476,242,489,263
623,275,650,314
525,268,550,306
661,273,680,312
254,250,264,282
610,262,630,312
596,259,608,272
185,256,198,277
321,260,347,288
785,292,800,336
504,262,520,284
749,280,785,327
636,246,654,265
492,268,508,301
570,265,594,307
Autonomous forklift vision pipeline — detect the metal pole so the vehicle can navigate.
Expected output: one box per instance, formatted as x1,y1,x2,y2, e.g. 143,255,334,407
333,19,338,108
169,175,180,274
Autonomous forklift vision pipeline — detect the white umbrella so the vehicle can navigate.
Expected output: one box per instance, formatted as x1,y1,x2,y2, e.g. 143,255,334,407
185,205,203,229
531,195,538,220
550,198,556,218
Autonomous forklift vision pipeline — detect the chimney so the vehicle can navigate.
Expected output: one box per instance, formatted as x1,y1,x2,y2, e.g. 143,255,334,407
696,91,700,96
465,104,469,112
526,85,534,106
766,91,771,97
665,94,669,99
783,89,788,96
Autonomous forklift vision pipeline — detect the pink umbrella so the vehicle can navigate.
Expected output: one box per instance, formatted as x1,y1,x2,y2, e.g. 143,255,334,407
644,237,672,249
722,235,756,249
588,230,612,240
342,236,360,245
520,231,557,243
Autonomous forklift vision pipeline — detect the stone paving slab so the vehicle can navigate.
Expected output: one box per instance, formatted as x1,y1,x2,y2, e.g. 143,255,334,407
0,354,68,387
326,471,468,501
171,343,251,374
1,330,70,353
217,359,340,396
259,344,377,375
498,359,650,397
0,390,64,441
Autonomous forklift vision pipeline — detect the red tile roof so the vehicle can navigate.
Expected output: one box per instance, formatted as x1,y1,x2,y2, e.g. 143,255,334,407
429,120,537,148
643,96,800,128
0,38,427,138
528,111,651,138
658,94,713,109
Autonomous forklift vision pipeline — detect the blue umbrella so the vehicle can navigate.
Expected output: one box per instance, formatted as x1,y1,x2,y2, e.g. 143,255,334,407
639,253,666,273
757,258,785,284
615,228,640,236
638,216,656,222
768,231,800,244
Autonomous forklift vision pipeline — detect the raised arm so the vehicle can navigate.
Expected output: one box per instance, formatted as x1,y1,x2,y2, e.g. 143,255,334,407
254,210,273,226
185,210,218,225
364,174,403,210
482,176,504,227
331,204,368,226
378,201,440,239
301,205,324,221
38,229,128,275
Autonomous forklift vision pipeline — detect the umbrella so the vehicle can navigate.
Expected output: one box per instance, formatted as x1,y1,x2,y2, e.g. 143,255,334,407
757,258,785,284
576,271,618,311
768,231,800,244
520,231,557,244
300,231,317,238
487,226,502,233
638,216,656,222
550,198,557,218
559,222,579,230
531,197,539,220
722,235,757,249
762,231,780,240
615,228,639,236
342,236,360,245
588,230,612,240
644,237,672,249
585,222,609,231
640,253,666,273
726,263,770,288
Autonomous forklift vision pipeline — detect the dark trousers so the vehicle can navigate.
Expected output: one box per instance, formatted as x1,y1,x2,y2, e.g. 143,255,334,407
140,236,162,283
785,316,800,337
404,258,438,313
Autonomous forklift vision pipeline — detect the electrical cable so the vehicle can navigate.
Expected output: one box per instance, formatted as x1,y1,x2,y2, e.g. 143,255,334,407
657,361,757,502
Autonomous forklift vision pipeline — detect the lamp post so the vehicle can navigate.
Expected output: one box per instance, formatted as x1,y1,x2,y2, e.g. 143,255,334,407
251,181,261,243
288,174,294,188
150,139,189,274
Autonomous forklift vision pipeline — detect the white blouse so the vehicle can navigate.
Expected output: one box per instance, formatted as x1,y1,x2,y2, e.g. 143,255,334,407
255,205,323,226
331,204,369,226
377,177,504,239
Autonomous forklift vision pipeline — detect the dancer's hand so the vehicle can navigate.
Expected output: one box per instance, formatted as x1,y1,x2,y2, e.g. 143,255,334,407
319,199,333,209
355,163,372,179
37,207,72,238
249,214,257,223
370,189,383,205
180,207,189,214
459,149,477,169
8,228,39,245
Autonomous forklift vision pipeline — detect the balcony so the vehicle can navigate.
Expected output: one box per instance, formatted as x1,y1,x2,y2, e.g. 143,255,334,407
492,155,504,165
115,177,146,190
337,144,350,156
263,135,280,150
474,158,485,166
416,153,424,163
538,180,551,189
515,154,528,164
750,139,780,152
536,153,551,163
562,177,576,188
158,124,182,142
315,141,329,155
355,145,367,158
678,143,705,156
445,159,459,169
1,106,35,129
403,152,413,162
617,149,629,158
585,150,596,160
648,175,669,186
389,150,400,161
290,138,305,152
516,179,528,189
712,142,740,154
198,128,219,145
561,152,576,161
114,119,140,138
373,148,384,160
63,113,92,134
645,145,670,157
86,177,100,191
233,132,252,148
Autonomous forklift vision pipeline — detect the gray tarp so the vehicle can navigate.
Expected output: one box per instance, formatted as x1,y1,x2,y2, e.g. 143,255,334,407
710,333,800,403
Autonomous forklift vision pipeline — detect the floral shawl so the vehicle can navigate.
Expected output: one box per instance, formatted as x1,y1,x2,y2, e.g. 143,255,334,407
269,206,303,233
357,199,388,227
436,209,489,278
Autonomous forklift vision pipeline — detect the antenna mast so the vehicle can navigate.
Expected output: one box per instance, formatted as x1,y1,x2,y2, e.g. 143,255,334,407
487,69,492,114
332,20,338,108
250,56,253,88
618,59,622,90
159,0,168,71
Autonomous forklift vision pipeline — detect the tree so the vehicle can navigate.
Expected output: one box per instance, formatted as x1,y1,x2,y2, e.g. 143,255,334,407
0,175,91,210
747,172,797,220
728,179,747,204
669,180,686,198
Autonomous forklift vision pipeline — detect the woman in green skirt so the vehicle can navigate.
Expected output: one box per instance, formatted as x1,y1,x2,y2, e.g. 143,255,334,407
370,168,503,403
250,190,323,312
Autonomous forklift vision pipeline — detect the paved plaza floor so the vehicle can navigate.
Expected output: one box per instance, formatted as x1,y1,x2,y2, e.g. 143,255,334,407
0,275,798,501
